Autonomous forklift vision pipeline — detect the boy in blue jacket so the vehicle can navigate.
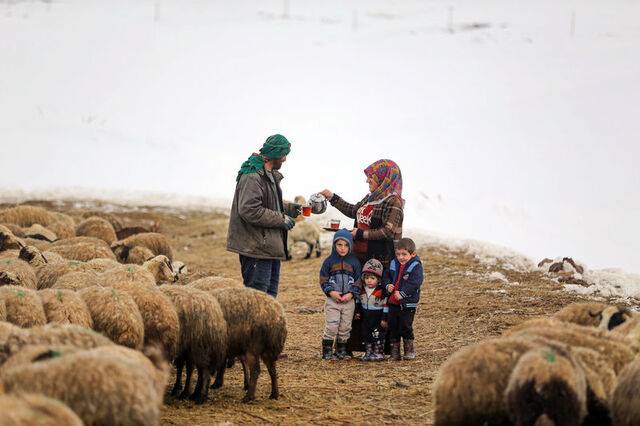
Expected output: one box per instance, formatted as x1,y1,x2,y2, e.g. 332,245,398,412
320,229,362,360
382,237,423,360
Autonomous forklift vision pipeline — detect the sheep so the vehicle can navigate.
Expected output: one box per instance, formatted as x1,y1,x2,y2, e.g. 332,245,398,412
209,287,287,402
0,258,37,289
0,323,113,365
0,249,19,260
51,236,111,249
46,212,76,240
0,286,46,328
19,245,65,268
505,344,588,426
0,393,83,426
611,357,640,426
287,220,321,259
571,346,618,424
50,270,101,291
433,336,543,425
36,261,93,289
106,281,179,360
188,275,244,291
0,225,24,251
0,223,24,237
22,223,57,242
82,210,124,232
507,325,637,374
49,241,117,262
553,302,631,330
0,344,82,375
86,257,121,272
38,288,93,328
76,216,117,244
78,285,145,349
159,285,228,404
0,206,52,227
120,245,155,265
112,232,174,262
0,345,167,426
99,255,177,287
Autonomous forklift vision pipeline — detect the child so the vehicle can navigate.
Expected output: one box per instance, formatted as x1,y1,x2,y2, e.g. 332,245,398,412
319,229,362,360
356,258,386,361
382,237,423,360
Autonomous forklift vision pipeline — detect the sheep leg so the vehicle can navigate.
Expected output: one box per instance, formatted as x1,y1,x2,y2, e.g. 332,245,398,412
263,355,279,400
315,239,321,257
193,366,212,405
240,355,250,390
211,364,226,389
304,242,312,259
170,355,185,396
178,358,194,400
242,353,260,403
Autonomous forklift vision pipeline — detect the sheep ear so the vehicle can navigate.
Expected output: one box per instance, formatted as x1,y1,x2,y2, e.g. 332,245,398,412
608,311,628,330
32,350,62,363
145,256,155,262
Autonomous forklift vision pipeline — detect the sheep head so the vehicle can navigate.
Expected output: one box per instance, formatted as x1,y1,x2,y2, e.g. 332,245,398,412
143,255,178,283
0,271,20,287
18,245,47,267
111,243,130,263
599,306,632,331
0,229,24,252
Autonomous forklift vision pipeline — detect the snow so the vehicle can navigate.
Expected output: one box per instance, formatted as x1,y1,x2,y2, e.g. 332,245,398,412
1,0,639,276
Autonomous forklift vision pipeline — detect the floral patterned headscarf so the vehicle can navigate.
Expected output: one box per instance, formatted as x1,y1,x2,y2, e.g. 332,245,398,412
364,159,403,202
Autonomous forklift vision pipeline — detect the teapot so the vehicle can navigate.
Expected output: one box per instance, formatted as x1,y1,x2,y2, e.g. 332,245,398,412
308,193,327,214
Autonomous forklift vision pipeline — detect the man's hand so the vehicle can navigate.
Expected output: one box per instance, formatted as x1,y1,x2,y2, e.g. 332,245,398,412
287,203,302,218
329,291,342,302
279,216,295,230
319,189,334,200
341,293,353,303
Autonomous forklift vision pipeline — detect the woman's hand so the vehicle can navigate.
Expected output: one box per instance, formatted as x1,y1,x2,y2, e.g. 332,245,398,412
319,189,333,199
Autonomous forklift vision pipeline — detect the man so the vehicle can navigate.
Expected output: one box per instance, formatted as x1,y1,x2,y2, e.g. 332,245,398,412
226,134,301,298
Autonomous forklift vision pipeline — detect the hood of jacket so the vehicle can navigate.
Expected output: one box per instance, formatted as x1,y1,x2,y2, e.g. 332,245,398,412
330,228,353,259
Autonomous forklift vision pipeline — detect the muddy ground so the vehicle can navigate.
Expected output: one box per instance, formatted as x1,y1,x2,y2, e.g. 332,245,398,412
4,200,603,425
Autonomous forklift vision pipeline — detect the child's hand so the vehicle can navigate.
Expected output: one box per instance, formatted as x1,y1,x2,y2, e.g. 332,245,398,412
329,291,342,302
354,312,361,320
341,293,353,302
380,320,388,329
386,284,394,293
393,291,402,300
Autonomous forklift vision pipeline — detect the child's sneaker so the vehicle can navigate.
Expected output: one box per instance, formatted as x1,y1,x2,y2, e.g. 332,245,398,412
370,342,384,361
361,343,373,361
403,339,416,360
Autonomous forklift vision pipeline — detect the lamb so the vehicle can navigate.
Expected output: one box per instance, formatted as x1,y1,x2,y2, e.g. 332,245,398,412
106,281,179,360
0,393,83,426
78,285,145,349
0,257,37,289
553,302,631,330
159,285,228,404
611,357,640,426
100,255,178,287
209,287,287,402
0,345,167,426
188,275,244,291
0,286,46,328
287,220,321,259
505,344,588,426
112,232,174,262
0,323,113,365
433,336,542,425
49,241,117,262
76,216,118,245
38,288,93,328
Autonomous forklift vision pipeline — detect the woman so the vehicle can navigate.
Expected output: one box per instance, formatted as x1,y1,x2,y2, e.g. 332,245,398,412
320,159,404,354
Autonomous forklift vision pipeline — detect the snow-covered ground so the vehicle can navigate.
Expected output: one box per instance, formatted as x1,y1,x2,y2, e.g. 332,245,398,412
1,1,639,280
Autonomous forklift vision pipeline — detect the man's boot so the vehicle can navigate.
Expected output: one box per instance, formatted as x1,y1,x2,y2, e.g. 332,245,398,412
361,343,373,361
403,339,416,360
390,340,401,361
371,341,384,361
322,339,335,360
336,340,349,360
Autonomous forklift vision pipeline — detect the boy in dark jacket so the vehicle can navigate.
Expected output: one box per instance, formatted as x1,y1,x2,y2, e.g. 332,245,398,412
382,237,423,360
320,229,362,360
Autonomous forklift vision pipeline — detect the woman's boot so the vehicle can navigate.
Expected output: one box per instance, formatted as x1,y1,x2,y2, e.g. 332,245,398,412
403,339,416,360
390,340,401,361
322,339,335,360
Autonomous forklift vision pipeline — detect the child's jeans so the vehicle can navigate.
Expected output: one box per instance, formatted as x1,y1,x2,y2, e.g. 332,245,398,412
323,297,355,341
361,309,384,344
387,304,416,341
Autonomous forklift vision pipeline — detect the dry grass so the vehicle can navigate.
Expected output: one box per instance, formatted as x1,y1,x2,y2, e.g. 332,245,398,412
1,200,602,425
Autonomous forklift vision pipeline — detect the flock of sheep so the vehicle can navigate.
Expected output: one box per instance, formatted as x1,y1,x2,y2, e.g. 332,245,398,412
433,301,640,426
0,205,287,426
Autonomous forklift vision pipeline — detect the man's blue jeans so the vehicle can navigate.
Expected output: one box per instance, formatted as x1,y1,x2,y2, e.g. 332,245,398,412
239,255,281,298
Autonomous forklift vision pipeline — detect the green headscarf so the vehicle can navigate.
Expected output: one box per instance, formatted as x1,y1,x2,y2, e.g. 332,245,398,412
236,134,291,181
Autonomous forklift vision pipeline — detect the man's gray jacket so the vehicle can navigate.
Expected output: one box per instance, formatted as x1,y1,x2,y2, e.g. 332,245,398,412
226,168,296,260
